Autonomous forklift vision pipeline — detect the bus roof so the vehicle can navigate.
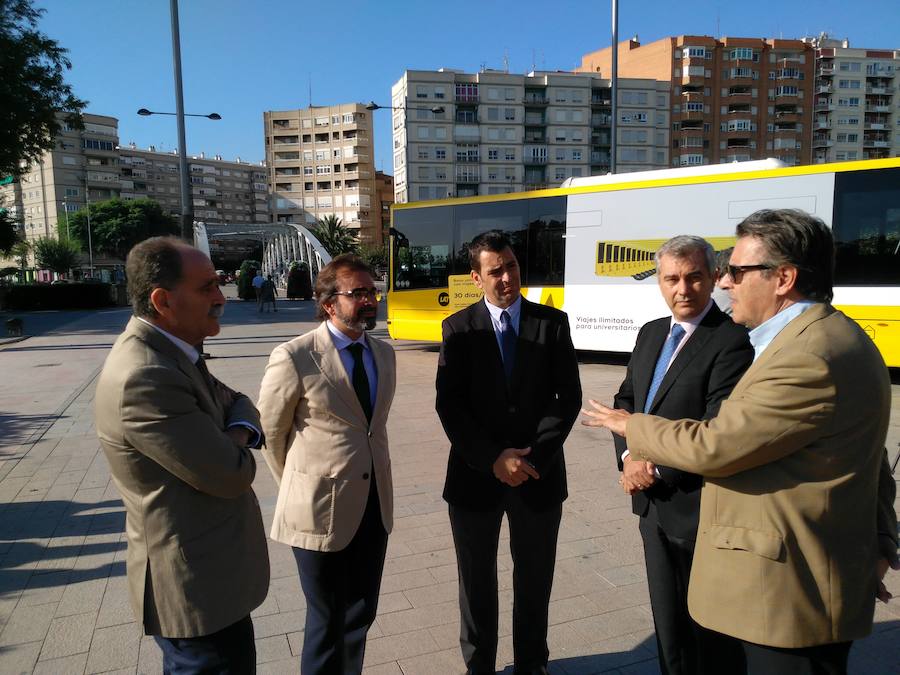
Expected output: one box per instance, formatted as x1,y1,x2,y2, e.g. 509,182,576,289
560,158,788,188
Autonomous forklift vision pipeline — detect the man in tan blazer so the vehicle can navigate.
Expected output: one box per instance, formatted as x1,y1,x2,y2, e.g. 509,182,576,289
258,254,395,675
95,237,269,672
584,209,898,674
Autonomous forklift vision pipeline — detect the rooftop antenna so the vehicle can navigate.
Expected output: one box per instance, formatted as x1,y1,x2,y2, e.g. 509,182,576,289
503,48,510,73
308,74,312,108
531,48,536,72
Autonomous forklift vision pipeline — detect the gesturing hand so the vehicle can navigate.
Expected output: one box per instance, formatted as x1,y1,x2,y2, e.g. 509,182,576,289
493,447,540,487
581,399,631,437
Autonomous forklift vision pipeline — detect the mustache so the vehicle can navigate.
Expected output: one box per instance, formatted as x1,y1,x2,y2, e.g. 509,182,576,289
208,304,225,318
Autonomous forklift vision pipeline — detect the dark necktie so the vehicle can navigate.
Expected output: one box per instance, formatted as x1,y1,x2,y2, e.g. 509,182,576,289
499,310,517,381
347,342,373,423
644,324,686,413
194,355,217,398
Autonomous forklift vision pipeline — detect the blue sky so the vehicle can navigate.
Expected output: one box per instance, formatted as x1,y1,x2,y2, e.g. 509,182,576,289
35,0,900,172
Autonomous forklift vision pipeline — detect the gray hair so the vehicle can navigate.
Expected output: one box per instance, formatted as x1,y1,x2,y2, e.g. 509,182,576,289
654,235,716,275
125,237,186,318
735,209,834,303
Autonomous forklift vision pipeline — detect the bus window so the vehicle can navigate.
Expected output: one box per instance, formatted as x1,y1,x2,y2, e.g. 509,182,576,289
454,200,529,275
526,196,566,286
833,167,900,285
392,205,452,289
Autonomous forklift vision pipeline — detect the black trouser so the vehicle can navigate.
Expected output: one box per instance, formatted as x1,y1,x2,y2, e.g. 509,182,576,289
292,479,388,675
154,615,256,674
740,638,852,675
639,511,742,675
449,490,562,675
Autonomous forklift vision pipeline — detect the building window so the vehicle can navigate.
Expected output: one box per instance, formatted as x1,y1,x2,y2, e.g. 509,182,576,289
504,108,515,121
435,147,446,159
487,107,499,121
416,85,428,98
434,86,445,99
572,150,582,161
488,149,499,160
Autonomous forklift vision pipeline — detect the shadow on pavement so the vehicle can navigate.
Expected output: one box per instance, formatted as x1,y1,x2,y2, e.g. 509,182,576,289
0,412,69,446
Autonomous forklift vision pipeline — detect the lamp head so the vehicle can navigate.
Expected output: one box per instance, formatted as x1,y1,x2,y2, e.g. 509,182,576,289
137,108,152,116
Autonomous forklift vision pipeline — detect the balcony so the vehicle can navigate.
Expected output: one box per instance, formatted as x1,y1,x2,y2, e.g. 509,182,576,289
591,114,612,126
816,84,833,94
725,106,752,115
524,133,546,143
774,125,798,134
866,86,890,95
524,114,546,125
456,155,481,163
726,87,752,98
815,102,835,112
455,171,480,183
814,120,831,130
812,135,834,148
524,155,548,165
865,104,891,112
590,94,611,106
590,152,610,164
524,94,549,105
866,67,895,78
817,65,834,76
456,93,479,103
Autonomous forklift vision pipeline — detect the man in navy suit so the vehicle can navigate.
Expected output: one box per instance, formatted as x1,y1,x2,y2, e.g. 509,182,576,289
613,235,752,674
436,231,582,675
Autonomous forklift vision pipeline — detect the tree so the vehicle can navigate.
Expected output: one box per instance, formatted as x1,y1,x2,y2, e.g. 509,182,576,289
0,0,86,178
65,198,179,259
359,243,388,274
0,200,23,255
310,215,358,257
237,259,260,301
10,239,31,280
33,236,79,275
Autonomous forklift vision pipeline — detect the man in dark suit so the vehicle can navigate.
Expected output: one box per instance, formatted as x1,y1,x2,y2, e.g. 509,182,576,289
613,235,753,675
436,231,582,675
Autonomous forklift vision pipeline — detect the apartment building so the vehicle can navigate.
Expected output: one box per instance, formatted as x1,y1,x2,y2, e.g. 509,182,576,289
0,113,121,247
263,104,379,243
805,35,900,163
578,36,815,166
374,171,394,245
390,69,670,204
118,146,268,224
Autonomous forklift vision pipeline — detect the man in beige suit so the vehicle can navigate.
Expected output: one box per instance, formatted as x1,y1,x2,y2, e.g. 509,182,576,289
95,237,269,672
258,254,395,675
584,209,898,674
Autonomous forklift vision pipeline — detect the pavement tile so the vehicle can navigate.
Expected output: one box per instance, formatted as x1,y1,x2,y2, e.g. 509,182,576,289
255,634,292,664
32,652,89,675
136,635,162,674
362,662,403,675
402,580,457,608
252,609,306,639
286,630,303,657
56,576,108,617
257,656,300,674
0,639,42,674
39,611,97,660
95,575,135,628
375,600,458,636
363,627,440,666
396,647,464,675
0,602,55,646
84,621,141,673
379,568,438,594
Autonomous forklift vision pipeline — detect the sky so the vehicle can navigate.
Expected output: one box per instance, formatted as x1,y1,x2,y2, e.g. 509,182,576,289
34,0,900,172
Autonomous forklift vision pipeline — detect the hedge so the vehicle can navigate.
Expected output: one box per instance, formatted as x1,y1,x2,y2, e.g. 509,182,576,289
2,283,115,310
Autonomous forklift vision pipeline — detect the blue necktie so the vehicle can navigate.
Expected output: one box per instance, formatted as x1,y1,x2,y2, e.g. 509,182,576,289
499,310,517,380
644,324,686,413
346,343,372,423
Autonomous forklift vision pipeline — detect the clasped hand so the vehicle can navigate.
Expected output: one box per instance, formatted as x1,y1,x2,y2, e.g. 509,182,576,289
493,447,540,487
620,455,656,495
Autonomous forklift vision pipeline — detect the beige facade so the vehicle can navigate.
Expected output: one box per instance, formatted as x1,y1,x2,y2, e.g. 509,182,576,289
805,36,900,164
0,113,121,248
118,146,268,224
373,171,394,245
0,112,269,265
390,69,669,204
578,36,816,166
263,104,378,242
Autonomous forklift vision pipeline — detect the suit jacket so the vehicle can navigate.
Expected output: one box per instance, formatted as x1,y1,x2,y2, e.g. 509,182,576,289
614,304,753,540
628,303,898,648
95,317,269,638
436,298,582,511
258,321,396,552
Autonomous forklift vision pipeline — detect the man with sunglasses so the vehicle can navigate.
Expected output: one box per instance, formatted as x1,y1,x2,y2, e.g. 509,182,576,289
583,209,897,674
257,254,396,674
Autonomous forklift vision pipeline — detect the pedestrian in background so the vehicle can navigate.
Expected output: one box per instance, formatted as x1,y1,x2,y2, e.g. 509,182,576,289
260,273,278,312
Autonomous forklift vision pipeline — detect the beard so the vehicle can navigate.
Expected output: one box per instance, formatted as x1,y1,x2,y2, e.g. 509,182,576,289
335,305,376,332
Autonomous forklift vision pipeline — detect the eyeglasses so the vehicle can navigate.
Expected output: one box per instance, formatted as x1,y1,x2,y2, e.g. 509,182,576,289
331,287,382,302
725,264,773,284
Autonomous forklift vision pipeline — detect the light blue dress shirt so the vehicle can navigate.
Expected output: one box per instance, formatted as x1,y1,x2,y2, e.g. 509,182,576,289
748,301,816,361
484,295,522,354
326,320,378,407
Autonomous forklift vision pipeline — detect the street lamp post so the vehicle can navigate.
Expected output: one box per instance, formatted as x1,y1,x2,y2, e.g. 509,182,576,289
136,107,222,243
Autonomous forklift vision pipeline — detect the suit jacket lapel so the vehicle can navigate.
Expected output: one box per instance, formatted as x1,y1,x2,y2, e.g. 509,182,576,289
509,298,539,392
310,321,370,426
128,317,222,417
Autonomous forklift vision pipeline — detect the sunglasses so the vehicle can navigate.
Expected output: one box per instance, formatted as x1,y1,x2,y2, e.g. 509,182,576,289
725,264,773,284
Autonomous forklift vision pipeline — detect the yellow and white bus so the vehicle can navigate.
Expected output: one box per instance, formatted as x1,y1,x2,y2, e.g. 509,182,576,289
387,157,900,367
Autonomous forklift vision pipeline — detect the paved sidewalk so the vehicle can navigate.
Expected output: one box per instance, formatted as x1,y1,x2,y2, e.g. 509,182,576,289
1,293,898,674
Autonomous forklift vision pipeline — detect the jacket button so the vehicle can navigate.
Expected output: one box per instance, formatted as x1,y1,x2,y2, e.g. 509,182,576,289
363,472,369,480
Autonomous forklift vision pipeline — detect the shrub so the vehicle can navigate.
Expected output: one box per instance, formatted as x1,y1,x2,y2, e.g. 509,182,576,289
237,260,261,301
2,283,114,310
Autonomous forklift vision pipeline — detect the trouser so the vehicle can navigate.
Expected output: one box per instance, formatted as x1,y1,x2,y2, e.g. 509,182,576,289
639,512,742,675
449,490,562,674
740,638,852,675
154,615,255,674
292,478,388,675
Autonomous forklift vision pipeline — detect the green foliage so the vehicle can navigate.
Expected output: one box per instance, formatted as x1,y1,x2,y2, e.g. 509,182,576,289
10,239,31,269
310,215,358,257
359,243,388,272
0,201,22,255
64,198,179,259
286,262,312,300
33,236,79,274
0,0,87,178
237,259,260,301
